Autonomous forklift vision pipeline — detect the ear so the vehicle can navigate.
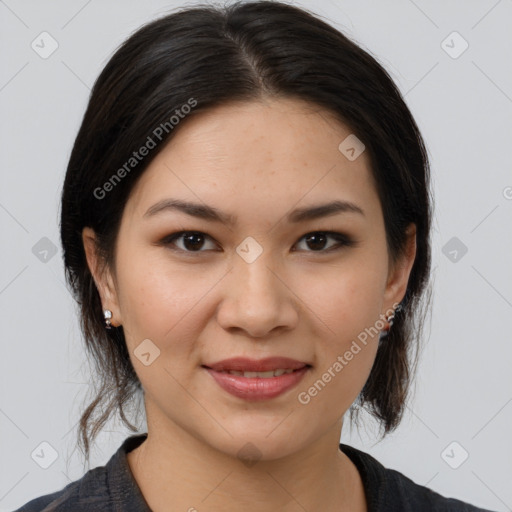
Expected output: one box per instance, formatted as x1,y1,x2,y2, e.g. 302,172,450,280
82,227,122,327
382,223,417,313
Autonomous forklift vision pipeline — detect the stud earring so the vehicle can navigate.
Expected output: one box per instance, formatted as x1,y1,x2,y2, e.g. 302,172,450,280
381,303,403,338
103,309,113,329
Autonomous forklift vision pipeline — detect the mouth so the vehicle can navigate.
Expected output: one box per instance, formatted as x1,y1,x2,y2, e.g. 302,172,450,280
202,356,311,373
201,357,312,401
205,367,306,378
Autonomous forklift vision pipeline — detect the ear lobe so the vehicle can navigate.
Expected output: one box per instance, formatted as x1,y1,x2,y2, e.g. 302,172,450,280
82,227,121,325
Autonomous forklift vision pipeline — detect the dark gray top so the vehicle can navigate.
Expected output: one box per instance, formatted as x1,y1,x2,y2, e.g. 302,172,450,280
13,433,496,511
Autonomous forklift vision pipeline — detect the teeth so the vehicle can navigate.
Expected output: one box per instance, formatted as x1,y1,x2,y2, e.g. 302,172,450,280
221,368,296,378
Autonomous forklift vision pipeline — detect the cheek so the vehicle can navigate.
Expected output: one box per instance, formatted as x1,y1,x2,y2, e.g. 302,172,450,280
291,259,384,402
116,249,220,354
116,255,211,401
292,256,385,340
294,297,381,421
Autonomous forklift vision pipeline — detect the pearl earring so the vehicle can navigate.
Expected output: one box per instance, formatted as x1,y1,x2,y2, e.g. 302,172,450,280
103,309,113,329
381,303,403,338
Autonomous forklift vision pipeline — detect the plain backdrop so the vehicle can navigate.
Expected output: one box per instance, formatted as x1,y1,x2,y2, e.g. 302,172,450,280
1,0,511,510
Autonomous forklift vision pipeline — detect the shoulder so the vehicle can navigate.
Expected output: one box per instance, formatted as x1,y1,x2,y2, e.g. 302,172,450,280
12,464,109,511
382,465,495,511
339,443,497,512
12,434,149,512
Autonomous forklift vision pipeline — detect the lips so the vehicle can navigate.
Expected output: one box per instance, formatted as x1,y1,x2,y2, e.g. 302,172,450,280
202,357,312,400
202,356,310,373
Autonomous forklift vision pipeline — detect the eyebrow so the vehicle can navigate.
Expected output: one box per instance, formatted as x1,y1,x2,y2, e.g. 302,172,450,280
143,198,365,225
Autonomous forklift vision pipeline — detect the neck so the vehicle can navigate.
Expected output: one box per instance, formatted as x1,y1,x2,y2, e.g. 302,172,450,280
127,415,367,512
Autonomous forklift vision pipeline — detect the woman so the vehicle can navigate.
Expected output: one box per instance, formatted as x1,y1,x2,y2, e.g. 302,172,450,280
15,1,496,511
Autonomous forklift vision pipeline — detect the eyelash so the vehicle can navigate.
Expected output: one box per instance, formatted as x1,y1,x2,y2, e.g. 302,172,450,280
159,230,357,255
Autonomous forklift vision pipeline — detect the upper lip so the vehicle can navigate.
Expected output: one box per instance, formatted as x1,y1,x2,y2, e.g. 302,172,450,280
203,357,311,372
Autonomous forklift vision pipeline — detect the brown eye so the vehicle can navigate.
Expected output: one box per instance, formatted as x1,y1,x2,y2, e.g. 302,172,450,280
162,231,218,252
304,233,329,251
294,231,356,253
160,230,356,255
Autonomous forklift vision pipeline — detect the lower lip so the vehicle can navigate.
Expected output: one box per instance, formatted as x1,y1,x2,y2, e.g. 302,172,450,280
204,367,310,401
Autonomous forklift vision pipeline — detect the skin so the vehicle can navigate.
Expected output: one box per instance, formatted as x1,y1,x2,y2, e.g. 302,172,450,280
83,97,416,512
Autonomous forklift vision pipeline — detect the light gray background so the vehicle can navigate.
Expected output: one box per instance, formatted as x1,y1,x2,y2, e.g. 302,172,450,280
1,0,511,510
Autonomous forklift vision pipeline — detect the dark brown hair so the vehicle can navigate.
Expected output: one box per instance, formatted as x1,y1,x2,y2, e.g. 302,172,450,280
60,0,433,465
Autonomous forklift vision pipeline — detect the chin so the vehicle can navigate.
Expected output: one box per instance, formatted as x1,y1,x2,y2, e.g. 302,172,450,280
200,424,307,464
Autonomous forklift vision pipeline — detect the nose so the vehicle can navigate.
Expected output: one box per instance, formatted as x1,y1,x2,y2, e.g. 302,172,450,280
215,249,299,339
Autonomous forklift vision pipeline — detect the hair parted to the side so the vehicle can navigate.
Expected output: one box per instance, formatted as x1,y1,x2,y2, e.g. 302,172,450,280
60,0,433,465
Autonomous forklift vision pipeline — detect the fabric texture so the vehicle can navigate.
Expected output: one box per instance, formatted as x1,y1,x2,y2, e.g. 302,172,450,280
14,433,496,511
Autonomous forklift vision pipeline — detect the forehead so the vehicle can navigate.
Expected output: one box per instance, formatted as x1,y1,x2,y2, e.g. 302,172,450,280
125,98,379,223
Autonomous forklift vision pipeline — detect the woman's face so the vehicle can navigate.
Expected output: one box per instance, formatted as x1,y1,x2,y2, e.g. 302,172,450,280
84,97,415,461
